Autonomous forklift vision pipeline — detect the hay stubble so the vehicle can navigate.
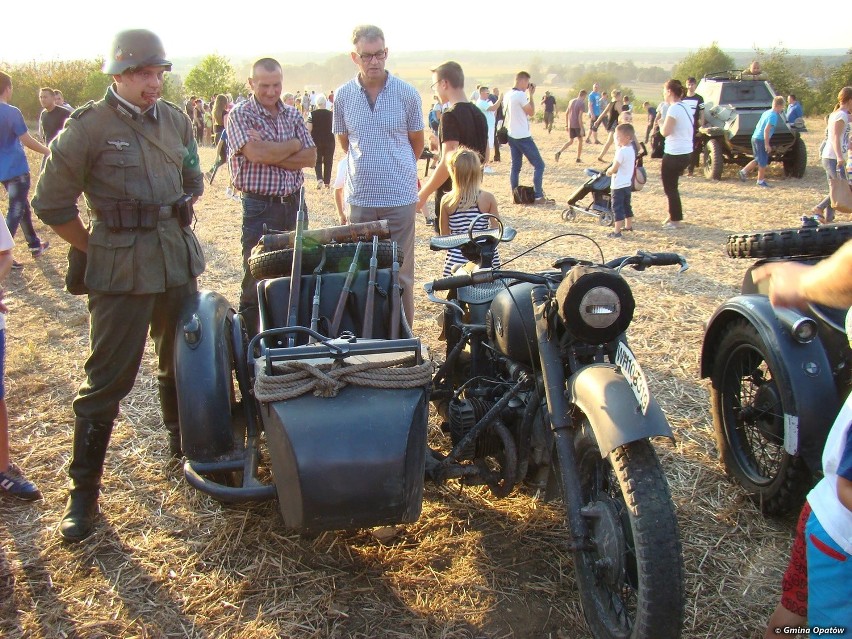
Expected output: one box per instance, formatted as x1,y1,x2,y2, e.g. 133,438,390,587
0,118,830,638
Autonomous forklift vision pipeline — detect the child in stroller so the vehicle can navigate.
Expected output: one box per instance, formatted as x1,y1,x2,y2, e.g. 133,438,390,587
561,143,647,227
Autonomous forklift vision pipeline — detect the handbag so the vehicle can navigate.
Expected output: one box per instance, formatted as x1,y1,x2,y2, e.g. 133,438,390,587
632,166,647,192
829,175,852,213
512,185,536,204
496,125,508,145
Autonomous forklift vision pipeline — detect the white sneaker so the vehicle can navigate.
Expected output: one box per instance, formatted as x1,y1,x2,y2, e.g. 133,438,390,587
483,166,495,175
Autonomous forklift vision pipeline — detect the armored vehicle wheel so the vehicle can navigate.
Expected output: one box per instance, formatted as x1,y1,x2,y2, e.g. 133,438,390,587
709,319,813,515
702,138,724,180
598,210,614,227
782,137,807,179
249,241,401,280
727,223,852,259
561,208,576,222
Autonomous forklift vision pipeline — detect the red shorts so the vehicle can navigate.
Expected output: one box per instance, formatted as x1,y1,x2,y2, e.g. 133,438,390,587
780,501,810,616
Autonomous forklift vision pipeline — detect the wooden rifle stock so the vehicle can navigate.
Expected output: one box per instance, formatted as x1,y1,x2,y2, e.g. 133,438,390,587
330,241,363,336
285,188,306,347
362,236,379,338
260,220,389,252
390,241,401,339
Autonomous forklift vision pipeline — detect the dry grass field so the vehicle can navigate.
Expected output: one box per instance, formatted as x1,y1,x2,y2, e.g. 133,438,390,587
0,116,837,638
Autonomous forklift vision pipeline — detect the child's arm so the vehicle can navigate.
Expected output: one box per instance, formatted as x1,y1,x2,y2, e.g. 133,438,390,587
479,191,500,225
439,201,452,236
606,158,621,177
334,188,346,225
0,250,12,314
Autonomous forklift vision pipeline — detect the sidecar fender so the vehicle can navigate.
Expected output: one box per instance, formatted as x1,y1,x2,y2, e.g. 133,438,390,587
567,364,673,457
700,295,839,473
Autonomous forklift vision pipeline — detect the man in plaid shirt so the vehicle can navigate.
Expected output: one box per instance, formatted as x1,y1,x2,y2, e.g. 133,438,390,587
226,57,316,334
333,25,424,325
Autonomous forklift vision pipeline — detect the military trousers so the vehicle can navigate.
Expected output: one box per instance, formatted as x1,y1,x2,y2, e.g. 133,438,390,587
72,280,197,424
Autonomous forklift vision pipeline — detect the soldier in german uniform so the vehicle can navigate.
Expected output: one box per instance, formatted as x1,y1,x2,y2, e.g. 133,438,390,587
32,29,205,543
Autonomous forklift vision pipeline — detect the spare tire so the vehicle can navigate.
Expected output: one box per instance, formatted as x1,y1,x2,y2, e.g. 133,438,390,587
248,241,402,280
727,223,852,259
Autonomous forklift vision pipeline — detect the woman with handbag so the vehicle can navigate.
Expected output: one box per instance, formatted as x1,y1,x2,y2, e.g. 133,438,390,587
813,87,852,222
659,79,693,229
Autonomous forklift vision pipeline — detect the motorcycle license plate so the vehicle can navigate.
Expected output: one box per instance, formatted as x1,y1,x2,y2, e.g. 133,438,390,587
615,342,651,415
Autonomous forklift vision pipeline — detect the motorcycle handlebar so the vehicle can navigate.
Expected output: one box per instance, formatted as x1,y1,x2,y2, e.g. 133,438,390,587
428,253,687,292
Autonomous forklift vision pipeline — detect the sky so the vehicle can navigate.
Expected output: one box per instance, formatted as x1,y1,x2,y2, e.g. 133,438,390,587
2,3,849,62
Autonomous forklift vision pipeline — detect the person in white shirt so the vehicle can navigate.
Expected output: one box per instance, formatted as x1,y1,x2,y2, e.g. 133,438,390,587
605,123,637,238
504,71,550,204
475,85,501,174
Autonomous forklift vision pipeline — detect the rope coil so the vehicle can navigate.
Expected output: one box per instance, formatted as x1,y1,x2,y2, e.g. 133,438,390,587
254,354,433,401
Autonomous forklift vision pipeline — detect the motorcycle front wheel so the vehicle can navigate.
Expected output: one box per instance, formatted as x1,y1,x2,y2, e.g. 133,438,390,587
566,420,684,639
709,319,812,515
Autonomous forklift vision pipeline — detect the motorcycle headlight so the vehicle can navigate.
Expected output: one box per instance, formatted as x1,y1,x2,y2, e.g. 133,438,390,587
555,266,635,343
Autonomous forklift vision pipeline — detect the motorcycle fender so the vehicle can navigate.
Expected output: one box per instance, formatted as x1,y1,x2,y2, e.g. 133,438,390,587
174,289,239,462
567,364,673,457
699,295,839,471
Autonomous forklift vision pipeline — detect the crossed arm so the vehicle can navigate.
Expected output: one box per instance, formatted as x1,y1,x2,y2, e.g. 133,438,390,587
241,133,316,170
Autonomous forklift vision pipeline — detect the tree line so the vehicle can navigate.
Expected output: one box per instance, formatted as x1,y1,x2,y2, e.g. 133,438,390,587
3,44,851,121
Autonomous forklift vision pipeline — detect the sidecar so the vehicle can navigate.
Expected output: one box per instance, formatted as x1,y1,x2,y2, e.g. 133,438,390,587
699,220,852,515
172,224,431,532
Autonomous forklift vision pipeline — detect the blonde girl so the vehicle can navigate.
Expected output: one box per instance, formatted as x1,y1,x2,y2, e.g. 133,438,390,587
440,148,501,276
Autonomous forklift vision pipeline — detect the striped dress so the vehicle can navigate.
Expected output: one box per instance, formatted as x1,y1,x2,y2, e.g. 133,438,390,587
442,203,501,276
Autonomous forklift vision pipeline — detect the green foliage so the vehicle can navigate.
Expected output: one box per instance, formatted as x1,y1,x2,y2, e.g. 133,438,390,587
184,54,243,100
814,54,852,114
162,74,184,105
673,43,735,81
1,58,111,120
571,71,620,97
753,46,816,112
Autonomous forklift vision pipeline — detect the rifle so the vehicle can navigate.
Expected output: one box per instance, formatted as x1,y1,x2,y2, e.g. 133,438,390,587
330,241,363,337
285,188,306,347
259,220,389,252
362,236,379,339
390,241,401,340
308,246,327,344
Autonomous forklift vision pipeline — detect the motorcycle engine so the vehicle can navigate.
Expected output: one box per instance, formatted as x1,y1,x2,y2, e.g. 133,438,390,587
448,397,502,460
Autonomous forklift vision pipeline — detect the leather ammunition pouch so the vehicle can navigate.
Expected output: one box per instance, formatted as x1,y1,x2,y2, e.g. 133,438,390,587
93,195,194,231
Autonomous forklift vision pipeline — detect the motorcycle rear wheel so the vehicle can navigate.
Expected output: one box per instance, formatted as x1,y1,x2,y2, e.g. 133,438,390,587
568,421,684,639
709,319,812,515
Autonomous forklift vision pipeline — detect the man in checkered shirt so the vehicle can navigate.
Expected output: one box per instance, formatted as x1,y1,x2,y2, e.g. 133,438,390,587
333,25,424,325
226,57,316,334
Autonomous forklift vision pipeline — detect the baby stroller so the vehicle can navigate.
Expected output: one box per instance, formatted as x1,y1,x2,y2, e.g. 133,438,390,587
561,143,647,227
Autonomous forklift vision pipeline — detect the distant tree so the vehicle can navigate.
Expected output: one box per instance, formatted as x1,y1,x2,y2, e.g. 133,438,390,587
184,54,242,100
162,74,184,105
753,46,815,111
636,66,671,83
572,71,619,97
3,59,109,120
815,52,852,114
673,43,735,81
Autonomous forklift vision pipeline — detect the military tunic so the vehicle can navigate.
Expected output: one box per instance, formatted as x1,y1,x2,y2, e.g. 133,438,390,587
33,86,205,424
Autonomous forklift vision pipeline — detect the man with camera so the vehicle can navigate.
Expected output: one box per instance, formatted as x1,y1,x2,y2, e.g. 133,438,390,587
505,71,551,204
32,29,206,543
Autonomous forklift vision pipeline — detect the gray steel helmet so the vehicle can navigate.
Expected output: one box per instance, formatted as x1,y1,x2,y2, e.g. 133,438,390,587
103,29,172,74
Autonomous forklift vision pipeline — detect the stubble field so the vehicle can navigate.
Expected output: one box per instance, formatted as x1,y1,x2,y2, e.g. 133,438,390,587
0,116,835,638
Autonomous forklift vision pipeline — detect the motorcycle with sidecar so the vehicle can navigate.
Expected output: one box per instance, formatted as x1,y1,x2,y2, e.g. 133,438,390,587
700,219,852,515
174,210,687,638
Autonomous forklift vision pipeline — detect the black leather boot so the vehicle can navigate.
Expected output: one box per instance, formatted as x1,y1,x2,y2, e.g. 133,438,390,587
59,419,113,542
158,381,182,458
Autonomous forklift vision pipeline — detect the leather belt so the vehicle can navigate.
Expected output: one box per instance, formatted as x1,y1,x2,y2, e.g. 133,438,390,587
241,191,297,204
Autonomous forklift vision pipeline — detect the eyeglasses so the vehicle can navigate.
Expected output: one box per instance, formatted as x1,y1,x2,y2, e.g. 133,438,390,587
357,49,387,62
431,80,441,91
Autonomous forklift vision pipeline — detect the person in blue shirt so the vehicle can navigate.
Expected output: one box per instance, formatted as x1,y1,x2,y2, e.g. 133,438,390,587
739,96,785,187
0,72,51,270
787,94,804,125
585,82,602,144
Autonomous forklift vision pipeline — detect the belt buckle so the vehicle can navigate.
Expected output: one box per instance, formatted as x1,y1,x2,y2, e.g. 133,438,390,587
158,206,172,221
